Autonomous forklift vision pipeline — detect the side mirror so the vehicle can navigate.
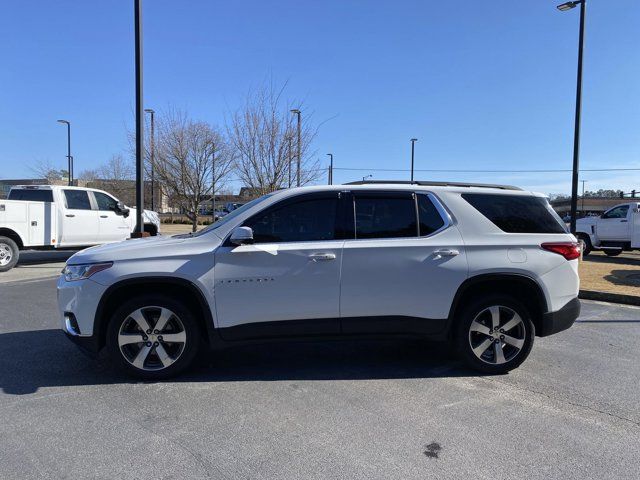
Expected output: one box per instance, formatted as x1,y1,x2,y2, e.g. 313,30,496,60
116,201,130,217
230,226,254,245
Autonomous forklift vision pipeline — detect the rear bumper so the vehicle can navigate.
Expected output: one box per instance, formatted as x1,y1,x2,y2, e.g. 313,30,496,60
539,297,580,337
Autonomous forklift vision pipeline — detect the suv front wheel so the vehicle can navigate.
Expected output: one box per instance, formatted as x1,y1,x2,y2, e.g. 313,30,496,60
455,295,535,374
106,295,200,379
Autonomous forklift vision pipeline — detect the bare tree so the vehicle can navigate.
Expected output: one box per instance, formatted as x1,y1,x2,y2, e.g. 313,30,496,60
227,83,322,195
29,159,68,183
154,111,233,231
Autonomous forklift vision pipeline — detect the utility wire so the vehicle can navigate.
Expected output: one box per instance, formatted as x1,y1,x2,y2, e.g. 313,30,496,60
332,167,640,173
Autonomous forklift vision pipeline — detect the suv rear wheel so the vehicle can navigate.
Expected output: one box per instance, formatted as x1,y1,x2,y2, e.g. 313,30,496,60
106,295,200,379
455,295,534,374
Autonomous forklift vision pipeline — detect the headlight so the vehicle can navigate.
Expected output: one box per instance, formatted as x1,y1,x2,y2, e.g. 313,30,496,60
62,262,113,281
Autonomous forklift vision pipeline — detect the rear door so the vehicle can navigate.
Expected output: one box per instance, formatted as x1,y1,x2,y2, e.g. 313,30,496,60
596,205,630,241
92,191,131,242
59,189,100,246
339,191,468,334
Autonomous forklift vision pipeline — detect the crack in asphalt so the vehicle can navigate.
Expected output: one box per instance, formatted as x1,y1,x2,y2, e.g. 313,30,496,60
480,376,640,428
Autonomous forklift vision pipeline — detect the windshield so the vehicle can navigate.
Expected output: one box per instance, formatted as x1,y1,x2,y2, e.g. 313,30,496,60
191,193,276,237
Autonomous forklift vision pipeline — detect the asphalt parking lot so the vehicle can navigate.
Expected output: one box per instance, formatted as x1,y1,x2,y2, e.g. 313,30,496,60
1,266,639,479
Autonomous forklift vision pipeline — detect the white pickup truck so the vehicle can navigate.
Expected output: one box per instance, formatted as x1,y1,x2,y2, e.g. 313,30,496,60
575,202,640,256
0,185,160,271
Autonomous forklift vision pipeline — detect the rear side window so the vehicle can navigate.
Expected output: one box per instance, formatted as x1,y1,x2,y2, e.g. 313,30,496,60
417,194,445,236
462,193,566,234
8,189,53,202
64,190,92,210
246,196,338,243
355,195,417,239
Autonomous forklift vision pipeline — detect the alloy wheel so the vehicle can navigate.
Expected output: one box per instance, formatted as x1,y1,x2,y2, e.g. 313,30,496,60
468,305,526,365
118,306,187,371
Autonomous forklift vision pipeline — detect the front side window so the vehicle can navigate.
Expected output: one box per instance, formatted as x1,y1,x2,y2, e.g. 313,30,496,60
354,195,417,239
63,190,92,210
602,205,629,219
245,196,338,243
93,191,118,211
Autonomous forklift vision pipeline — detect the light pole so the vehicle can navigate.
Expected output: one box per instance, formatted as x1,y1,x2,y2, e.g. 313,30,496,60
211,143,216,223
326,153,333,185
557,0,586,234
56,120,72,185
362,174,373,182
287,135,292,188
290,109,301,187
144,108,155,211
132,0,145,237
410,138,417,183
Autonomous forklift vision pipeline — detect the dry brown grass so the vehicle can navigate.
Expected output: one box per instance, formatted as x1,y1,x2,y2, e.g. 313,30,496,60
159,223,206,235
580,251,640,295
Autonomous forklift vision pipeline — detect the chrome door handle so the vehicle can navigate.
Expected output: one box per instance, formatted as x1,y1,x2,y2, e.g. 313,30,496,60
433,248,459,258
309,253,336,262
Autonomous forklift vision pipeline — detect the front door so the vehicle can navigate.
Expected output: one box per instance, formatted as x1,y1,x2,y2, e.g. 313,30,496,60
339,191,468,335
213,192,343,340
92,191,131,242
59,189,99,246
596,205,630,241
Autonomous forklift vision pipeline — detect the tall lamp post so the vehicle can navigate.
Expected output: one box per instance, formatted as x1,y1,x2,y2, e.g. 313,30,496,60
410,138,418,183
133,0,145,236
56,120,72,185
290,109,301,187
557,0,586,234
211,143,216,223
326,153,333,185
144,108,155,211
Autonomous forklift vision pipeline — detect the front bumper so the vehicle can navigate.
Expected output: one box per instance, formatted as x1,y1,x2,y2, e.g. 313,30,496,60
539,297,581,337
57,275,107,350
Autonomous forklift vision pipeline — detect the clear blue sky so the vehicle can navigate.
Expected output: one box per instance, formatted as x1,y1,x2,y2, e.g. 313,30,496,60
1,0,638,194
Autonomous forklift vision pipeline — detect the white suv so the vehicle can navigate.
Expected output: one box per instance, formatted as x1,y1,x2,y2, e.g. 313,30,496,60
58,182,581,378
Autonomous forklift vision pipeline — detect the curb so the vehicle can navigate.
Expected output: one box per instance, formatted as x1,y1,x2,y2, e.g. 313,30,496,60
579,289,640,307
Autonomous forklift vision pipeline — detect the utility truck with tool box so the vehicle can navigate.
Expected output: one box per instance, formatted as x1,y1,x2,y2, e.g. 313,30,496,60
575,202,640,256
0,185,160,271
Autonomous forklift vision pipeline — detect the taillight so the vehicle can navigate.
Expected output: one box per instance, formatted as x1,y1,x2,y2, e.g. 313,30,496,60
541,242,581,260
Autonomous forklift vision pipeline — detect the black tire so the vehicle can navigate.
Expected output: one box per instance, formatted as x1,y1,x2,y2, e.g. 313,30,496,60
604,249,622,257
143,224,158,236
455,294,535,374
106,294,201,379
577,234,592,256
0,236,19,272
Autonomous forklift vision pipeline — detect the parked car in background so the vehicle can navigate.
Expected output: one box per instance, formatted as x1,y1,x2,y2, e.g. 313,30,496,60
58,181,580,379
576,202,640,256
0,185,160,271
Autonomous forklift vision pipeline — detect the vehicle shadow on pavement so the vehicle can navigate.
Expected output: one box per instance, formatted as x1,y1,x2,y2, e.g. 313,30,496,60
17,250,78,265
0,329,476,395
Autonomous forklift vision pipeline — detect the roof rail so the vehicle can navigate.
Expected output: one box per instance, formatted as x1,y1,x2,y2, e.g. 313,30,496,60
344,180,523,191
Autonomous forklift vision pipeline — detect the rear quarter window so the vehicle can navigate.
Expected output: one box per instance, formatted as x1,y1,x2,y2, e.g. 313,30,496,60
462,193,567,234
